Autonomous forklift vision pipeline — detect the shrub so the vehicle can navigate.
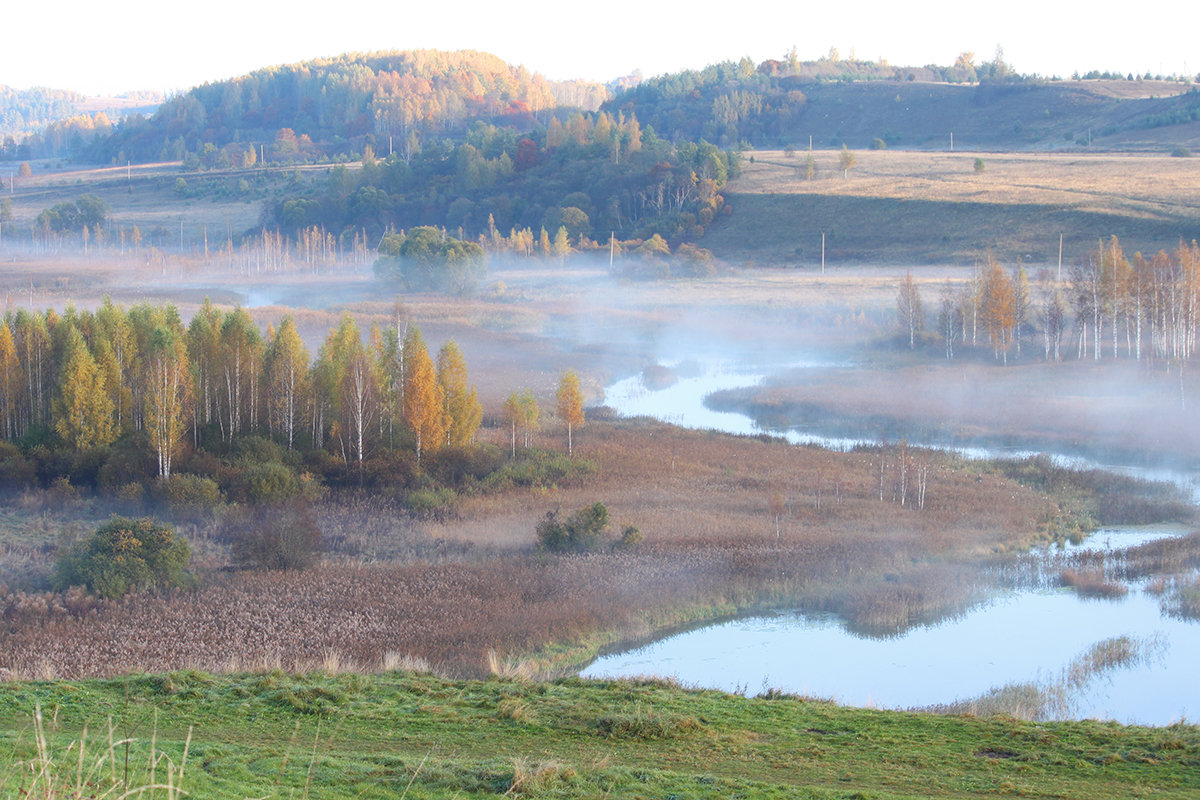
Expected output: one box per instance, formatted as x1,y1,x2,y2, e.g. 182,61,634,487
536,502,609,553
974,157,986,173
0,441,35,488
54,516,190,599
235,461,303,503
404,486,457,520
616,525,644,550
425,444,504,486
871,137,887,150
226,501,322,570
159,473,224,518
231,435,298,469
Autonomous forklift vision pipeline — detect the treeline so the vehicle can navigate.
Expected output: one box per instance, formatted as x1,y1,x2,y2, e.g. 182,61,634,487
267,115,734,248
0,299,547,508
83,51,606,165
900,237,1200,363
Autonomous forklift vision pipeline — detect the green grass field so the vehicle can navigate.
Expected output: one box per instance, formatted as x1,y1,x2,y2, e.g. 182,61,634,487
1,670,1197,799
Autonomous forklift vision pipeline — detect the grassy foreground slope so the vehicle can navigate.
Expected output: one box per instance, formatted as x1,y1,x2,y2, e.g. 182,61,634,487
1,671,1197,799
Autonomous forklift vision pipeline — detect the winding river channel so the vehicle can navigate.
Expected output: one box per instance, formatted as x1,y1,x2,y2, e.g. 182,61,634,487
582,357,1200,725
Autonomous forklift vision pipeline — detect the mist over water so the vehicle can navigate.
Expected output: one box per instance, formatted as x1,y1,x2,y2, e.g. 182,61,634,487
590,356,1200,725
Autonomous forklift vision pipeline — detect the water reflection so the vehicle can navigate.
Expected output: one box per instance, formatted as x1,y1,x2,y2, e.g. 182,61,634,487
581,586,1195,725
594,357,1200,724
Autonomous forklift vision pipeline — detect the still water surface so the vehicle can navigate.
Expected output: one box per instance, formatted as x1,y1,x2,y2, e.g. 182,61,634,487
587,357,1199,725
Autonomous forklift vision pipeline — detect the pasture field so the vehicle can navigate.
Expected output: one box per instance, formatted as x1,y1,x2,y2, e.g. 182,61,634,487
704,150,1200,266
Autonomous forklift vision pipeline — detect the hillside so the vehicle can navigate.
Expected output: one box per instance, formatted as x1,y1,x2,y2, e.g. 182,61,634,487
0,86,160,157
83,51,608,166
605,60,1200,152
702,149,1200,267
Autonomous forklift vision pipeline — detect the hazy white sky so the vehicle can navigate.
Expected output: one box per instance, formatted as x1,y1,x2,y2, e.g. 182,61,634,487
3,1,1195,96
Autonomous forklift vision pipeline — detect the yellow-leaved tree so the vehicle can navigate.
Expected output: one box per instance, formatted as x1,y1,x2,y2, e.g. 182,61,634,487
54,328,116,450
264,315,311,449
402,327,445,464
555,369,585,456
436,339,481,447
0,322,23,440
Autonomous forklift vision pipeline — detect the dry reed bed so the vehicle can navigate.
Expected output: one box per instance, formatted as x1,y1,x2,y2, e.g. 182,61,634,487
0,539,984,680
0,421,1055,679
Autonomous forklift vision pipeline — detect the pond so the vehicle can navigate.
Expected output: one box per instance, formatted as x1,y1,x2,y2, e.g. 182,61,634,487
588,357,1200,725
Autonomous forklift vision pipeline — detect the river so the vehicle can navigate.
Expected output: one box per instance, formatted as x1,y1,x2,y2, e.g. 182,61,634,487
583,357,1200,725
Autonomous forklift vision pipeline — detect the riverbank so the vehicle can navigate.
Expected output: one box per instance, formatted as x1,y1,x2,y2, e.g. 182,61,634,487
2,670,1197,799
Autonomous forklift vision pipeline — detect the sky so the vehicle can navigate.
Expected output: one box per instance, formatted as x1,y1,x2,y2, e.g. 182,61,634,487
3,1,1196,97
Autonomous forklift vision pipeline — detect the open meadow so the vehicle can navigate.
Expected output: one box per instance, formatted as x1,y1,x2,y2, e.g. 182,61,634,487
705,149,1200,266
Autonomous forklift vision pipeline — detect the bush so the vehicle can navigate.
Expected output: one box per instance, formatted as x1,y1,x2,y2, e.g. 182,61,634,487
234,461,302,503
0,441,35,489
425,444,504,487
159,473,224,518
617,525,644,550
226,501,322,571
536,502,609,553
54,516,191,599
404,486,457,520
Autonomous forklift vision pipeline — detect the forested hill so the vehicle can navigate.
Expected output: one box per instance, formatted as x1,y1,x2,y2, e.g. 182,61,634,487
1,86,162,158
84,51,609,165
604,59,1200,151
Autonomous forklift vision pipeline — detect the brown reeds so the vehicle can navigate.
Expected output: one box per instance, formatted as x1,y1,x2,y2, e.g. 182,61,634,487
1059,569,1129,599
0,421,1102,680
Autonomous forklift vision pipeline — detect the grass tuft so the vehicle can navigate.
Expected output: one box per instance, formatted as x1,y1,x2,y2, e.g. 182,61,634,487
594,703,703,740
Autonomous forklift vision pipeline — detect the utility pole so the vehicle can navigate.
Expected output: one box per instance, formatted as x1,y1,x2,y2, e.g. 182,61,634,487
609,231,615,269
950,132,954,151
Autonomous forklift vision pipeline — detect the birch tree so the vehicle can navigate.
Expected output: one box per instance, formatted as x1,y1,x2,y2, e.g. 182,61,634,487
402,327,444,465
54,328,115,450
436,339,481,447
555,369,585,456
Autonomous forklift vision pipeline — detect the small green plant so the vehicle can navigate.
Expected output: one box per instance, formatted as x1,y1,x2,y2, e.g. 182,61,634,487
54,516,191,599
974,157,986,173
871,137,887,150
617,525,644,550
536,502,609,552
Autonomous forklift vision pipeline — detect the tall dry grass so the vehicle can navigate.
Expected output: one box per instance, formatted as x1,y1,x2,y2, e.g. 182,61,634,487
0,704,189,800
